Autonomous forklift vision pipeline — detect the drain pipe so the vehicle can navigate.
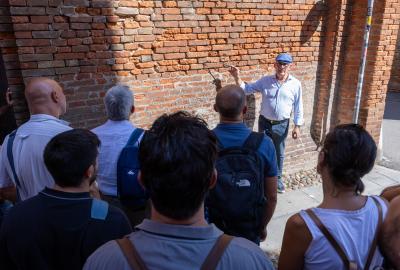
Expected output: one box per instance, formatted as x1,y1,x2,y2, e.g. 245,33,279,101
352,0,374,124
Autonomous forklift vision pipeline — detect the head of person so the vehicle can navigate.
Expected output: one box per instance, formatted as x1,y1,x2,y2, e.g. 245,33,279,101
44,129,100,189
214,84,247,121
104,85,134,121
274,53,293,80
25,77,67,118
318,124,377,195
139,111,217,221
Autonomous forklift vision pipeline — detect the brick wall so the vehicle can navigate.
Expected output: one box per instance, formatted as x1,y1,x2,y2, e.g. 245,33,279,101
0,0,27,124
389,25,400,93
1,0,399,175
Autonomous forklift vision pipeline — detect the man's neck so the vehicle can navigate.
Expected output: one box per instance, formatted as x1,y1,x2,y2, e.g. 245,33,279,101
219,116,243,124
151,205,209,227
53,182,90,193
276,73,289,82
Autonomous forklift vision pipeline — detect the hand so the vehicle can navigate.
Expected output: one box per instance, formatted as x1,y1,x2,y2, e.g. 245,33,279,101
89,181,101,199
6,88,13,106
259,228,267,241
213,78,222,91
292,126,300,139
228,66,239,81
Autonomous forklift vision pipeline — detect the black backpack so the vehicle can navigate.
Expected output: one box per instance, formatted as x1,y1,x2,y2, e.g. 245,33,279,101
117,128,149,210
206,132,266,243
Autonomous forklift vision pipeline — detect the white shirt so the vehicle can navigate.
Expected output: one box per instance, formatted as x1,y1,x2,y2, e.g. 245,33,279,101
299,196,387,270
241,74,304,126
92,120,140,196
0,114,71,200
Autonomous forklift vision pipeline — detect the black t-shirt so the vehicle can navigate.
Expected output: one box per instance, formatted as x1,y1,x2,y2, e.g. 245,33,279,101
0,188,132,270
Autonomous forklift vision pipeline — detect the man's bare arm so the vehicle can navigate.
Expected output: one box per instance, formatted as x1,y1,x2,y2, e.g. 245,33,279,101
260,176,277,241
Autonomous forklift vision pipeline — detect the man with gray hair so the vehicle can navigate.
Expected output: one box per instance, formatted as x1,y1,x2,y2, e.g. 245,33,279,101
92,85,146,226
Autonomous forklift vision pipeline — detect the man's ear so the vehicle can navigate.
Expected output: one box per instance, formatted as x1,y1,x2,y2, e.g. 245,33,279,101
130,105,135,114
51,90,59,103
138,171,145,190
209,169,217,190
242,105,247,115
84,164,95,179
213,104,218,113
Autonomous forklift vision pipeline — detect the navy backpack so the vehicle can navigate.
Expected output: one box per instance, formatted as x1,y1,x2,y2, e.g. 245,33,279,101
117,128,148,210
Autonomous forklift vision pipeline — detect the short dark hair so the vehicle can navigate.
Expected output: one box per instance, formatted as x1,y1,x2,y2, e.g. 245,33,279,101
215,84,246,119
139,111,217,220
44,129,100,187
322,124,377,194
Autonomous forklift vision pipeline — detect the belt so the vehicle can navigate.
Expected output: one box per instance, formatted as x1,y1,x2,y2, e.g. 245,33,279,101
261,116,289,125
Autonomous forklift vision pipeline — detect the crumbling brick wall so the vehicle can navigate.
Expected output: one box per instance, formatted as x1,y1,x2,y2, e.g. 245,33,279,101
1,0,399,175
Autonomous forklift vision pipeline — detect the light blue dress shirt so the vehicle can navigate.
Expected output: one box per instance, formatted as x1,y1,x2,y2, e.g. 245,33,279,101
240,74,304,126
0,114,71,200
92,120,140,196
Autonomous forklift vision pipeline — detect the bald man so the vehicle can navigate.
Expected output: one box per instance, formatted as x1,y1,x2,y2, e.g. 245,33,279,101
0,78,71,201
206,84,278,244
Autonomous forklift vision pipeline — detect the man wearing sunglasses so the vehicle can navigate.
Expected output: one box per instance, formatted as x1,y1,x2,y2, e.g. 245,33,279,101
229,53,304,193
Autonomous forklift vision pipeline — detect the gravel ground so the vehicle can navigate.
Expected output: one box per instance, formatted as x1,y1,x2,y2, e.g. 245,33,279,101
282,167,322,191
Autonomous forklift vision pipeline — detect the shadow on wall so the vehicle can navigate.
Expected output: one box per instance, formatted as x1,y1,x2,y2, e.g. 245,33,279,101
305,0,354,147
388,26,400,93
57,1,123,129
300,0,329,148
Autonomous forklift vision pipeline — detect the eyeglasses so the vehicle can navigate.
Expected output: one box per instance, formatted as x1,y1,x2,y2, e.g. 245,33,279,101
276,62,290,67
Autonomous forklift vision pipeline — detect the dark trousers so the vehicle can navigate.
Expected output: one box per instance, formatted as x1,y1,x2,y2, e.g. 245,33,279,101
258,115,289,188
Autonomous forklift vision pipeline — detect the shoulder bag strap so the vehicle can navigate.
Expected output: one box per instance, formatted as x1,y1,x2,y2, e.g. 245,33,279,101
200,234,234,270
364,197,383,269
116,236,149,270
243,132,264,152
305,209,357,270
6,130,21,188
126,128,144,147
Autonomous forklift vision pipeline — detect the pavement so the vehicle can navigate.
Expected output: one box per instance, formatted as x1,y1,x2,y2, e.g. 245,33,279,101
260,165,400,253
380,91,400,170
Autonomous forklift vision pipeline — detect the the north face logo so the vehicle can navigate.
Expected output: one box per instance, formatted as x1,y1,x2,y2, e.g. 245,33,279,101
127,170,135,176
236,179,251,187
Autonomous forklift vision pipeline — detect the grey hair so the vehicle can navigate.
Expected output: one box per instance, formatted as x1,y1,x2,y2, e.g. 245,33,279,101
104,85,134,121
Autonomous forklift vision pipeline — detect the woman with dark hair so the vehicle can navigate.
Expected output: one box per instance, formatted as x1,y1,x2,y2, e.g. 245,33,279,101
278,124,388,270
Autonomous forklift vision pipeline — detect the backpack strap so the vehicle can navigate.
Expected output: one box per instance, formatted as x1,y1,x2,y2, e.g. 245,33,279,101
116,236,149,270
200,234,234,270
6,130,21,188
243,132,264,152
305,209,358,270
126,128,144,147
91,199,109,220
364,196,383,269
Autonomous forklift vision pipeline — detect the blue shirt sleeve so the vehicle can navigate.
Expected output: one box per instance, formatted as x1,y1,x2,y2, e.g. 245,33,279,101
258,136,278,177
241,78,264,95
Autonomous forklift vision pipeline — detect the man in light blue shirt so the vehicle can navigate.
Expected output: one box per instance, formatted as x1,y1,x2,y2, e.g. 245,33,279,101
229,53,304,193
0,78,71,201
92,85,146,226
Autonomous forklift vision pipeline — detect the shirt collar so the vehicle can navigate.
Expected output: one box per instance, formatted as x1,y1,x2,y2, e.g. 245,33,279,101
30,114,70,126
40,187,91,200
105,119,135,127
274,74,293,83
136,219,223,240
216,122,247,129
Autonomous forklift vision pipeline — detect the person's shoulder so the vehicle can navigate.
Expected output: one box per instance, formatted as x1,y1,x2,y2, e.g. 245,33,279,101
288,75,302,85
104,204,132,230
2,195,42,226
223,237,274,269
83,239,129,270
258,134,275,153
